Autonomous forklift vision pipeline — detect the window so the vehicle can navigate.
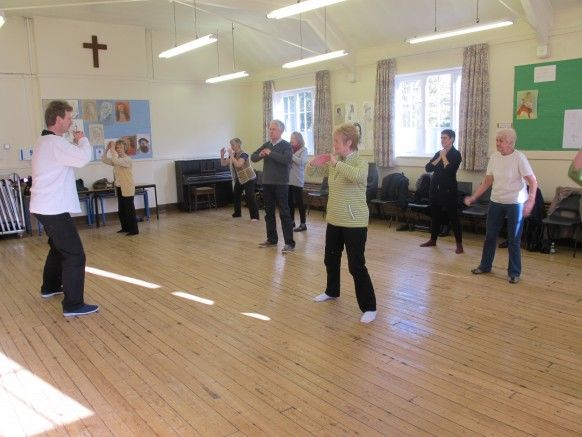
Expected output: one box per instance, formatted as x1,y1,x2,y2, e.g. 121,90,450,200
273,87,315,154
394,68,462,157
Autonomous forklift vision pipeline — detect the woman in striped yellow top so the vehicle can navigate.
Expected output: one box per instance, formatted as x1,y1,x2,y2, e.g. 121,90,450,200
306,124,377,324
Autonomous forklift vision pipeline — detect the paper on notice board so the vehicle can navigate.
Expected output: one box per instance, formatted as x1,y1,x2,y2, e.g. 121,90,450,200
533,65,556,83
562,109,582,149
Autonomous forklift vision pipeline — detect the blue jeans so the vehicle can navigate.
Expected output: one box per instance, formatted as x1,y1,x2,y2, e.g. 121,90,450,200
478,201,524,277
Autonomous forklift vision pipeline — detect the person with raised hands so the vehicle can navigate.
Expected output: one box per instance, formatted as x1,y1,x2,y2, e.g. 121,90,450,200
306,124,377,324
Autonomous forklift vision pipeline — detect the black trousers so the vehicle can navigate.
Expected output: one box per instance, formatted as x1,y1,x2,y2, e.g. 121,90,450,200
288,185,306,225
324,224,376,312
116,187,138,234
263,184,295,246
429,202,462,243
233,179,259,219
35,213,86,311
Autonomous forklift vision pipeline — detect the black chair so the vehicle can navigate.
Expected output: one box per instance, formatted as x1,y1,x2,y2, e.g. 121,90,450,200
405,173,431,231
457,181,473,199
462,186,491,233
369,173,409,227
542,193,581,257
307,177,329,217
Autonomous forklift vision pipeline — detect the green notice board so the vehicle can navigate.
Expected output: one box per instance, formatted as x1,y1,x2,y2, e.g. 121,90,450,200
513,58,582,151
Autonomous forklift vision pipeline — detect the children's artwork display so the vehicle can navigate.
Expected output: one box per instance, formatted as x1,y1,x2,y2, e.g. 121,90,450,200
42,99,152,160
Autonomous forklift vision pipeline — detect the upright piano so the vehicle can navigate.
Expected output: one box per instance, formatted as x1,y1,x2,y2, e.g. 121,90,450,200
175,159,233,211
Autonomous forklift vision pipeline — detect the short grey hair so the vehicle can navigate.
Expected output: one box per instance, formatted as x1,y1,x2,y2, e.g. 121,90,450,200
230,138,242,147
496,128,517,146
270,119,285,131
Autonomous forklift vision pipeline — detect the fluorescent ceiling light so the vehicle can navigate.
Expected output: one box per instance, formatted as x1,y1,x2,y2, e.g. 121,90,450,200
206,71,249,84
407,20,513,44
282,49,348,69
158,33,217,59
0,11,5,29
267,0,347,19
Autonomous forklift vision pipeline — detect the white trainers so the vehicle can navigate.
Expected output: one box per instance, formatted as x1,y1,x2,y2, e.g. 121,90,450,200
360,311,377,324
313,293,336,302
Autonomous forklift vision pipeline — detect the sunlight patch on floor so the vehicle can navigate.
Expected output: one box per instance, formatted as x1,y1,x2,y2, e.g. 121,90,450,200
241,312,271,321
172,291,214,305
0,353,93,436
86,266,161,288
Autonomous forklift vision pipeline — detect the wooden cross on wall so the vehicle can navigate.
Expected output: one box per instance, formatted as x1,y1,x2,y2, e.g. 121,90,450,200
83,35,107,68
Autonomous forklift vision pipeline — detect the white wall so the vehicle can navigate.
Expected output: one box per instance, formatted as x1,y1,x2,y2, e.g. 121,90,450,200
0,16,254,210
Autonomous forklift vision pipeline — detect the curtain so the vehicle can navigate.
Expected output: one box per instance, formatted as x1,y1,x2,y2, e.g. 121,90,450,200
459,43,490,171
373,58,396,168
314,70,332,155
262,80,274,142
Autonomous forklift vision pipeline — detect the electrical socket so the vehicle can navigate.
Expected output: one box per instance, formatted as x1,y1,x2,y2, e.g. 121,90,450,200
3,143,10,150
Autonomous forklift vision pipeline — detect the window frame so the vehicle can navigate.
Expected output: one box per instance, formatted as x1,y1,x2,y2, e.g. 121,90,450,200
394,67,462,158
273,86,315,154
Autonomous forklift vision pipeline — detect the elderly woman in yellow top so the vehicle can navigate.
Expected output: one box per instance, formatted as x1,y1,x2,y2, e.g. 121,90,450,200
306,124,377,324
102,139,139,235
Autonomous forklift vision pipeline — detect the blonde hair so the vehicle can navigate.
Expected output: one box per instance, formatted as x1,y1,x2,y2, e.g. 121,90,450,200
115,139,129,153
334,123,360,151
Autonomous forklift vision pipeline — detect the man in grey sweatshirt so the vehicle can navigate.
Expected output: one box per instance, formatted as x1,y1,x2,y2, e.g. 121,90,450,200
251,120,295,253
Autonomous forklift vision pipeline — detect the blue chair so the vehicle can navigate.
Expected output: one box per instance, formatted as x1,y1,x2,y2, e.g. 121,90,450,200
95,194,107,225
135,188,150,220
38,195,93,235
79,194,93,225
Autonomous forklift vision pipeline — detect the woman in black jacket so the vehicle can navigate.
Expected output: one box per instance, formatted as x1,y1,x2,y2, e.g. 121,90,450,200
420,129,464,254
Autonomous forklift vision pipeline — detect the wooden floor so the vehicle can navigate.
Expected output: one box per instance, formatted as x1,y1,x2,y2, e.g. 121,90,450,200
1,208,581,436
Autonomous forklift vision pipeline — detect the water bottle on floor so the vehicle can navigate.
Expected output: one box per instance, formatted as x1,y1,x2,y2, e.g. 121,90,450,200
550,242,556,254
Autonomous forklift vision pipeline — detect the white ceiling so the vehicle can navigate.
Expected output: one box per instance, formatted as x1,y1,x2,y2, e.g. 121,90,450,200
2,0,582,74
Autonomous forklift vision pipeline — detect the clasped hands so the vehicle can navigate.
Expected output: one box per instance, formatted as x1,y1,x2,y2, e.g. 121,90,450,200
220,146,234,158
72,131,85,144
310,153,337,167
259,148,272,158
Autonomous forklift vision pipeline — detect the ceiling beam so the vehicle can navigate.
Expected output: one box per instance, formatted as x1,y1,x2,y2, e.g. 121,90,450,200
520,0,553,44
173,0,320,55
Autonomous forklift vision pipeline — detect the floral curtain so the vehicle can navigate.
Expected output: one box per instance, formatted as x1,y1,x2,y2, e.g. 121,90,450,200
314,70,332,155
262,80,274,142
459,43,490,171
374,58,396,168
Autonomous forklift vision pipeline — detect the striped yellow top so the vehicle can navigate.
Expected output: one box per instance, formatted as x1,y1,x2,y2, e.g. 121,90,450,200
306,152,369,228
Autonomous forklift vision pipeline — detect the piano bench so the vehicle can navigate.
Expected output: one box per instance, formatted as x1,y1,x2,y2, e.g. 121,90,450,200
191,186,217,212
